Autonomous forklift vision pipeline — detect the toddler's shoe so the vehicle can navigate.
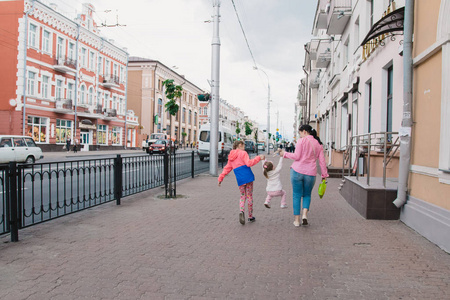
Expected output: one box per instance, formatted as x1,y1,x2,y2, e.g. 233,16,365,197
248,217,256,222
264,201,271,209
280,204,288,209
239,211,245,225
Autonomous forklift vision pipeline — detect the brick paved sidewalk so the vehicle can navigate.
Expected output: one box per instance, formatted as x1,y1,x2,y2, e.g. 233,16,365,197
1,162,449,299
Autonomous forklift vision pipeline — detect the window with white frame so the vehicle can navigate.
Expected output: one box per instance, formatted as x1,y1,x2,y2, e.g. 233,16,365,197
81,48,87,68
97,124,107,145
104,94,109,109
42,30,51,53
111,126,121,145
80,85,86,104
182,107,186,123
189,109,192,124
119,98,124,115
98,56,103,74
112,96,117,111
68,42,75,60
56,37,64,59
88,87,94,105
27,71,36,96
120,66,124,82
42,75,49,99
66,83,73,100
89,52,95,71
56,79,63,100
55,119,72,143
97,92,102,106
113,64,118,78
27,116,48,143
28,23,37,47
105,59,110,75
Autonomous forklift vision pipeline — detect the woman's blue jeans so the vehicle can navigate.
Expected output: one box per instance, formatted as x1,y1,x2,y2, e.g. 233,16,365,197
290,169,316,215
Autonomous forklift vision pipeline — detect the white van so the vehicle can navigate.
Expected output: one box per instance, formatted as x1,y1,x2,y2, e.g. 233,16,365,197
0,135,44,164
197,124,233,161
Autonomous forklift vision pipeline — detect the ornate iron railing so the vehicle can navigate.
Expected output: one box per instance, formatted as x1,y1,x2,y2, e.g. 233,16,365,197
0,151,212,240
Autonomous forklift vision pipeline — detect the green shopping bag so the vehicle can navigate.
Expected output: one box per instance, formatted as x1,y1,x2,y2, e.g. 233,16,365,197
318,179,327,199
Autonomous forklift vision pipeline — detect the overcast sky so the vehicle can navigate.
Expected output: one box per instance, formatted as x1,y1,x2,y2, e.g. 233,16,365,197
50,0,317,140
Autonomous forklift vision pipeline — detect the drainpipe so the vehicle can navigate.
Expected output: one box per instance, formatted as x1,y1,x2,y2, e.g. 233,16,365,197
124,52,129,149
393,0,414,208
74,24,80,141
21,0,36,135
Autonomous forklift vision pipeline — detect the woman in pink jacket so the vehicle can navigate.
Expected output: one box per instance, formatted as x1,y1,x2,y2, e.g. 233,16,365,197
280,125,329,227
218,140,265,225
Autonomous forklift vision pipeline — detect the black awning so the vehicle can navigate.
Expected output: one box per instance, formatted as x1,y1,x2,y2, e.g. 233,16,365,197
81,119,93,125
361,6,405,47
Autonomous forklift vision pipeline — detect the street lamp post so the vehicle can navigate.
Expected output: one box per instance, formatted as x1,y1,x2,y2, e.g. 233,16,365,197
253,67,270,154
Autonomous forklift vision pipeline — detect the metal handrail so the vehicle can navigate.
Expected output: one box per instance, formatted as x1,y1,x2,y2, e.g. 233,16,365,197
342,131,400,187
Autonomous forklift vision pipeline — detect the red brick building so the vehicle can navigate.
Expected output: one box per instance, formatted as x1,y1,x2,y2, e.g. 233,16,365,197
0,1,138,151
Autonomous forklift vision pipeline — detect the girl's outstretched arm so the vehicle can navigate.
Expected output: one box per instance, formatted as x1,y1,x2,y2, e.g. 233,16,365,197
272,156,284,174
243,151,262,167
218,162,233,183
284,139,303,161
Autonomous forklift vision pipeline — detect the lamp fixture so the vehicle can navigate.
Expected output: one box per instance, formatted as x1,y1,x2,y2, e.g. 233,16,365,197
337,11,345,20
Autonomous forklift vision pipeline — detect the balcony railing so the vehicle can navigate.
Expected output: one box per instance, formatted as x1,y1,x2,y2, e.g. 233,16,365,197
55,99,73,111
54,57,77,73
327,0,352,35
102,75,120,88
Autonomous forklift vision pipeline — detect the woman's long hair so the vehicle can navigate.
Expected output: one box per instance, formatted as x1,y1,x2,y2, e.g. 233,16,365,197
299,124,323,145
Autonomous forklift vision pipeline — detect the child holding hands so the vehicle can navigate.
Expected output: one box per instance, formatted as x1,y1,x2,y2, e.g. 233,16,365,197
262,153,287,209
218,140,265,225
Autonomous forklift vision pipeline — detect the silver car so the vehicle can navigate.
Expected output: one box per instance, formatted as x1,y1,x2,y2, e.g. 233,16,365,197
0,135,44,164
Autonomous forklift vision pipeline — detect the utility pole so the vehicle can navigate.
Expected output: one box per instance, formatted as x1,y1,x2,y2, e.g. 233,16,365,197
210,0,221,176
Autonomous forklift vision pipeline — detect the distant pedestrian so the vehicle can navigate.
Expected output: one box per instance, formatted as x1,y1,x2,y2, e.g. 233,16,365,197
281,124,328,227
262,154,287,209
73,138,78,153
66,137,71,152
218,140,265,225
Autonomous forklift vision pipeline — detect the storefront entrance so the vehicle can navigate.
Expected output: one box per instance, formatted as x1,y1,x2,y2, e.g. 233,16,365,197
80,130,91,151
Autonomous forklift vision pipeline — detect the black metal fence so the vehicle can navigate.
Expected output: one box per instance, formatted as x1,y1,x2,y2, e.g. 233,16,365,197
0,151,211,241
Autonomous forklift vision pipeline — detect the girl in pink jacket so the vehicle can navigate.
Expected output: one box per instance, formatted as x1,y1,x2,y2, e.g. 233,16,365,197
218,140,265,225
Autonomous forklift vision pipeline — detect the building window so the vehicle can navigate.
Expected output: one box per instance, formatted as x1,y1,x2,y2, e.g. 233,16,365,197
112,96,117,111
27,116,48,143
56,37,64,59
341,101,348,149
55,119,72,143
113,64,118,77
189,109,192,124
98,56,103,74
28,23,37,47
119,98,124,115
56,79,63,100
97,92,102,106
80,85,86,104
98,124,108,145
88,87,94,105
68,83,74,100
42,30,51,53
182,107,186,123
112,126,121,145
81,48,87,68
42,75,49,99
104,94,109,109
27,71,36,96
386,66,393,140
105,59,110,75
68,43,75,60
89,52,95,71
194,112,197,125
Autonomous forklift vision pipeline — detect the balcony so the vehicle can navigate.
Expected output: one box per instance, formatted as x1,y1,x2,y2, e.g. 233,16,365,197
327,0,352,35
53,57,77,73
54,99,73,113
102,75,120,88
308,39,320,61
103,108,117,120
316,40,332,68
309,69,321,89
314,0,329,31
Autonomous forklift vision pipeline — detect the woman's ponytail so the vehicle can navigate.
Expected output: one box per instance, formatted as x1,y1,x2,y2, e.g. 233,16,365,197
299,124,323,145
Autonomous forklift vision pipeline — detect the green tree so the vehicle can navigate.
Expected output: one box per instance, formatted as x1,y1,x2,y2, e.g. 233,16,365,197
244,121,253,136
235,121,241,136
163,79,183,198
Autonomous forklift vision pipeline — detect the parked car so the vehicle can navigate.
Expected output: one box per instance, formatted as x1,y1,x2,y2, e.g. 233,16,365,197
244,140,256,153
197,124,233,161
257,142,265,151
0,135,44,164
147,140,169,154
